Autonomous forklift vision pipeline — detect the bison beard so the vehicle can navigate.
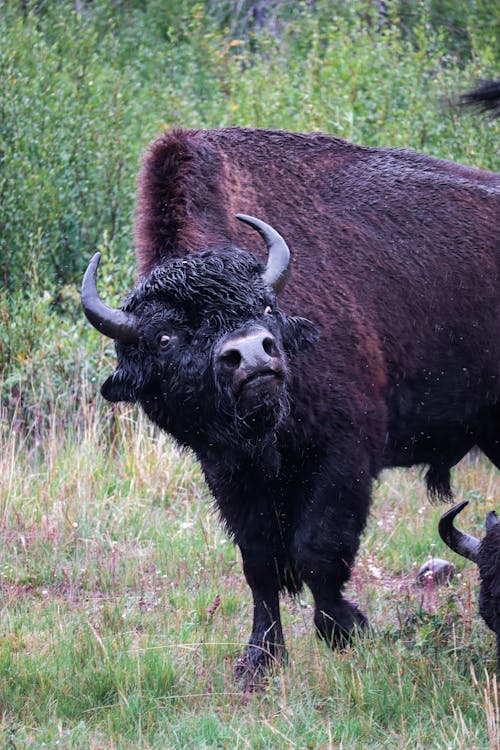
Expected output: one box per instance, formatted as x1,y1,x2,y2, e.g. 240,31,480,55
82,122,499,688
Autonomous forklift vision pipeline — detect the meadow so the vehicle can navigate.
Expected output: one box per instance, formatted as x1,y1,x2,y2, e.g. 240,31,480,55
1,1,499,747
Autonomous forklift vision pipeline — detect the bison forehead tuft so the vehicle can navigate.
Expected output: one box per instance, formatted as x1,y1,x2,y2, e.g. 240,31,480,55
123,248,267,317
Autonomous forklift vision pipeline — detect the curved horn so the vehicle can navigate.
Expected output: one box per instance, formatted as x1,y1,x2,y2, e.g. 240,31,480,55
235,214,291,294
81,253,139,344
438,500,480,562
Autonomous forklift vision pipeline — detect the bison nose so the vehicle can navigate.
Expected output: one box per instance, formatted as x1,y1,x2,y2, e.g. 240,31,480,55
218,329,279,375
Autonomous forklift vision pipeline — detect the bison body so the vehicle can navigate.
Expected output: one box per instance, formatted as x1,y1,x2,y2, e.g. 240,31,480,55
83,126,500,684
478,521,500,654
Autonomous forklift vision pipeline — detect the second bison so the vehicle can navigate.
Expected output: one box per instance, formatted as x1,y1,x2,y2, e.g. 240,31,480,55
440,500,500,669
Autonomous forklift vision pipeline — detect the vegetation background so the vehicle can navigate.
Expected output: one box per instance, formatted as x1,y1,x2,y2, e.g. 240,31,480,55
0,0,499,747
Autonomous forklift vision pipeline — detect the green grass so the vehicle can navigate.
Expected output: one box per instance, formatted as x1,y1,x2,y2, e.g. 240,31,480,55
1,391,499,748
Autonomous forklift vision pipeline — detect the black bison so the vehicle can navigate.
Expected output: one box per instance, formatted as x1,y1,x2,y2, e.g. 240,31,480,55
82,120,500,685
439,500,500,668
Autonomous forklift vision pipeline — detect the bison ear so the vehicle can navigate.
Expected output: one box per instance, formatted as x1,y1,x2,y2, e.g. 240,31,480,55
486,510,500,534
101,371,139,403
282,315,319,354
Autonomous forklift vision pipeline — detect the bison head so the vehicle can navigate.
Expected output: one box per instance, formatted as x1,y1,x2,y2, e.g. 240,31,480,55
439,500,500,645
81,215,318,454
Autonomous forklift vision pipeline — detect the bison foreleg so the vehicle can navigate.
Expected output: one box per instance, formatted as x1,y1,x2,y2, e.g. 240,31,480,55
293,480,371,648
234,549,286,689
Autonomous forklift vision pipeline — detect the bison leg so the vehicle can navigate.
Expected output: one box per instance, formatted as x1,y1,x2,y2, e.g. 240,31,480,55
234,549,286,688
310,590,368,648
293,481,370,648
478,405,500,469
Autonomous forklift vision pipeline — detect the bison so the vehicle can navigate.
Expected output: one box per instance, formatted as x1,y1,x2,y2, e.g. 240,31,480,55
439,500,500,668
82,121,500,686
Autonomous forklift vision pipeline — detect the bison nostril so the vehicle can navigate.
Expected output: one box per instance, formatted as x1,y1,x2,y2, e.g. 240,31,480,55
218,330,279,375
263,336,277,357
220,348,242,370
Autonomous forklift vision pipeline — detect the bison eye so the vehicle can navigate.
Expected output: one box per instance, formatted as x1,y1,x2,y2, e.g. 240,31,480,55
264,305,273,315
158,334,170,349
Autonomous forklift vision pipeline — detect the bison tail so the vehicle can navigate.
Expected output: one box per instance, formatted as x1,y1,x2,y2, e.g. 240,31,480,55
460,79,500,118
425,464,454,503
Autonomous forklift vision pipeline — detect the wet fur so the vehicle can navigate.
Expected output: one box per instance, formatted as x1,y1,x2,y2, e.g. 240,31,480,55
478,525,500,668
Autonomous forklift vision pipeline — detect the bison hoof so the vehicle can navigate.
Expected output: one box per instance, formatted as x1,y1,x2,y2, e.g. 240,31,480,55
315,599,369,649
234,644,287,690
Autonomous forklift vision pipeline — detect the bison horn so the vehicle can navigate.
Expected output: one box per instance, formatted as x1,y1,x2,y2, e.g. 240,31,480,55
81,253,139,344
438,500,480,563
235,214,291,294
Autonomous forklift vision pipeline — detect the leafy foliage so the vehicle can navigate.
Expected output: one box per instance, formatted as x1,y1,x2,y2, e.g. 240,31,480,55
1,0,497,290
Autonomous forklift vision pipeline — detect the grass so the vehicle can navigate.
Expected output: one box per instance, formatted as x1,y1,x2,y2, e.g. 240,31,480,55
1,388,499,748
